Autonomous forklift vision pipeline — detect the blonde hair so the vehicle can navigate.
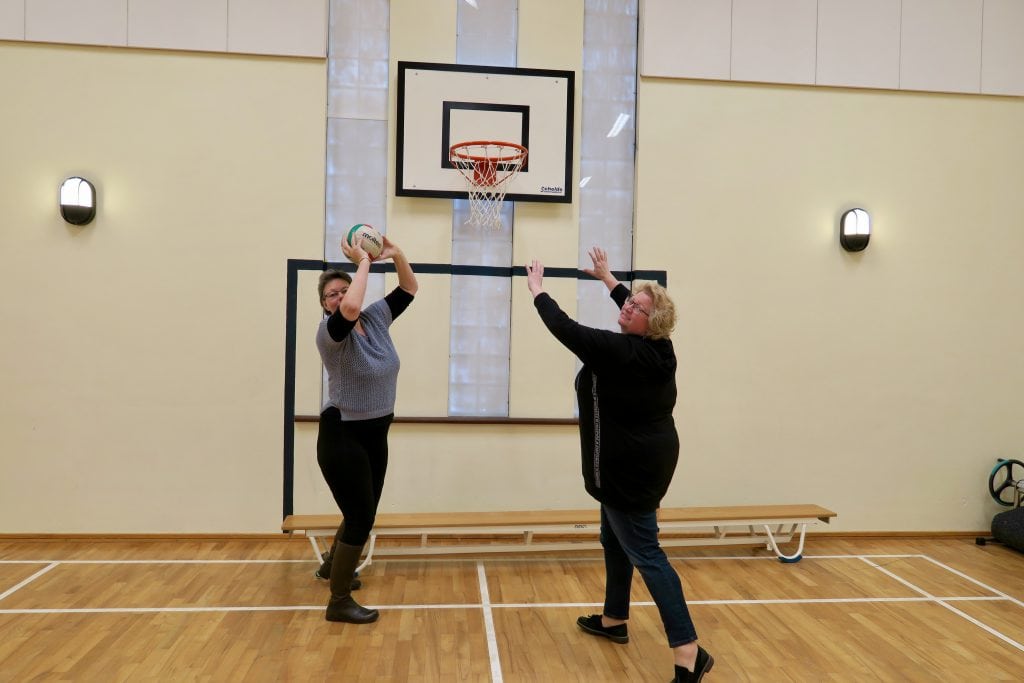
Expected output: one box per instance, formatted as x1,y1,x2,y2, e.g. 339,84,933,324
632,280,676,340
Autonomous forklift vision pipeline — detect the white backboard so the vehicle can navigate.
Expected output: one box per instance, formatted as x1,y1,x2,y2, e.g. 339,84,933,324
395,61,575,203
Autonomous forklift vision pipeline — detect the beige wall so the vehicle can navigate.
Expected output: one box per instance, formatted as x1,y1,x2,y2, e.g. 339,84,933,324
3,4,1022,534
0,42,326,533
636,79,1024,531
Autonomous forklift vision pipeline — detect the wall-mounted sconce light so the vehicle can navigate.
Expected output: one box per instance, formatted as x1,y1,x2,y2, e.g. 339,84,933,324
59,176,96,225
840,207,870,252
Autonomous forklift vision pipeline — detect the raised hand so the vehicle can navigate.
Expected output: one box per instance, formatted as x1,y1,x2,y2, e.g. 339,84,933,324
341,237,369,265
526,259,545,297
378,235,401,262
583,246,618,290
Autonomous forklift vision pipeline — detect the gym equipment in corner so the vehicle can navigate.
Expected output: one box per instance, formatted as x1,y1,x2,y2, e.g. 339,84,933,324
975,458,1024,552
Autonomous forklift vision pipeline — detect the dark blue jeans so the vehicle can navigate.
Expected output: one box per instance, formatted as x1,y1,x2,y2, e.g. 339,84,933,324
600,504,698,647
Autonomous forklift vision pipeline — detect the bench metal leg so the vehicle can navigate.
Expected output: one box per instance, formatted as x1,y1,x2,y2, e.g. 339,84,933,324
762,523,806,562
308,535,323,562
355,533,377,574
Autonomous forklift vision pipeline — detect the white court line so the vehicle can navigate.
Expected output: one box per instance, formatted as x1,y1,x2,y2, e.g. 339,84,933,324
0,553,921,566
861,556,1024,654
0,595,1011,616
0,559,312,565
494,596,1009,608
477,562,503,683
937,604,1024,653
799,554,922,560
0,606,326,614
0,562,59,602
373,553,926,564
2,549,1020,659
920,555,1024,610
0,604,486,615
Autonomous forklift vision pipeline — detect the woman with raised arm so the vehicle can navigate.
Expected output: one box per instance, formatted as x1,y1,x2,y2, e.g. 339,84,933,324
525,247,713,683
314,233,418,624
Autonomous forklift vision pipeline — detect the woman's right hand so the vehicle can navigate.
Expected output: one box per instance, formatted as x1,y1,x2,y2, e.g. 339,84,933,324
341,238,370,265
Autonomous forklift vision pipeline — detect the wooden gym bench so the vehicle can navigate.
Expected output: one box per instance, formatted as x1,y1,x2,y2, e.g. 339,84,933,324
282,504,836,568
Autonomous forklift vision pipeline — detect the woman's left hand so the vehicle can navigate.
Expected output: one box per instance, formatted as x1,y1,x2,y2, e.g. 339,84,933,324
526,260,545,297
583,246,611,281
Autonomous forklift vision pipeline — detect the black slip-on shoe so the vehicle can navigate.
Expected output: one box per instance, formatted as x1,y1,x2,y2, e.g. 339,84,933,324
673,646,714,682
576,614,629,644
314,556,331,580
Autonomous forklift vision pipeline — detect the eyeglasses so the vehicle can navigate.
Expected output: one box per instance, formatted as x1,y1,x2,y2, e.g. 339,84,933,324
323,290,346,300
624,296,651,317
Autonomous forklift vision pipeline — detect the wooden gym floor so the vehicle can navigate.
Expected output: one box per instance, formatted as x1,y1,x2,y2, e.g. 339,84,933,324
1,536,1022,681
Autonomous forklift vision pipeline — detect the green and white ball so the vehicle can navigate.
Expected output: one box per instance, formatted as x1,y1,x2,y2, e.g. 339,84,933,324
346,223,383,259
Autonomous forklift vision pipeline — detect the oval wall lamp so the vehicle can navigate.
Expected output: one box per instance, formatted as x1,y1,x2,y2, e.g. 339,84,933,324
59,176,96,225
840,207,870,252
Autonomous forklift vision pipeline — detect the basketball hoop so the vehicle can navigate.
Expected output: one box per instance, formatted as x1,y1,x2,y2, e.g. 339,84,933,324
449,141,528,230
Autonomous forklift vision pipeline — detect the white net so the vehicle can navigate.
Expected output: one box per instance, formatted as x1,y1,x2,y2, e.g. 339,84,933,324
450,141,527,230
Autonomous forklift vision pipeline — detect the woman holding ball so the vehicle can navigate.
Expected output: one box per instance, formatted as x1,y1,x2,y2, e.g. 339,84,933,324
526,247,713,683
314,230,417,624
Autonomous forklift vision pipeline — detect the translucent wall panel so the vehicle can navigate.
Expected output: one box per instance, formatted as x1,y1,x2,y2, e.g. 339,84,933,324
456,0,518,68
578,0,637,333
448,0,518,416
325,0,389,292
327,0,389,120
325,117,387,298
323,0,389,402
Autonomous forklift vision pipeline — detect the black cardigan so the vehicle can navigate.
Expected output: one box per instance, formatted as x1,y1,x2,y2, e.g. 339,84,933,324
533,284,679,512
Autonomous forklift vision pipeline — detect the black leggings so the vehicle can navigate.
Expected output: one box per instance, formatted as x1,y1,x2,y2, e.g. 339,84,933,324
316,408,392,546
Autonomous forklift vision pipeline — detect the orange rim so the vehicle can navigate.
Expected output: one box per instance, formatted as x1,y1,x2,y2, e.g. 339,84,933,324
449,141,528,164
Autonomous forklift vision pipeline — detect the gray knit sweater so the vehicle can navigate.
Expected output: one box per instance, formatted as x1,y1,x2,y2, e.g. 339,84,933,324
316,294,408,420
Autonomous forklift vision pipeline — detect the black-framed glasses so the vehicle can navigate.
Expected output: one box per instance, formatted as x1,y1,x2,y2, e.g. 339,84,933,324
624,296,650,317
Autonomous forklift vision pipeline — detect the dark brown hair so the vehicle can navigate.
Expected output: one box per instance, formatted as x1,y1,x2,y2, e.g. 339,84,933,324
317,270,352,312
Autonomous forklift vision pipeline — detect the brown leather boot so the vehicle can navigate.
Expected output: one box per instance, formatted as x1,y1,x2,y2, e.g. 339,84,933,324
325,542,378,624
314,523,361,589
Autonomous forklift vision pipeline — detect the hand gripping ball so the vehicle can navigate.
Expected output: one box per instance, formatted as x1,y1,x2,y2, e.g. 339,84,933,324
346,223,384,259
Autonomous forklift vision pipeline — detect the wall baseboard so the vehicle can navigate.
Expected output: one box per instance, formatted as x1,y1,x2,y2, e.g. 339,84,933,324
0,530,989,542
0,533,288,541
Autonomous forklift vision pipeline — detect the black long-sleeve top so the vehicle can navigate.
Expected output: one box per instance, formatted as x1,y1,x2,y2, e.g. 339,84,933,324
533,284,679,512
